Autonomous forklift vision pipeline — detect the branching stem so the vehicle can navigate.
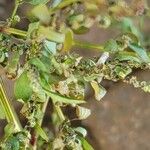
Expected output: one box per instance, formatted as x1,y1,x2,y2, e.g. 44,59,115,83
73,40,104,51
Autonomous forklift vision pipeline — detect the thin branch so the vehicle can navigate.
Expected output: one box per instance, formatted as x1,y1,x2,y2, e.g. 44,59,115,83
0,77,22,132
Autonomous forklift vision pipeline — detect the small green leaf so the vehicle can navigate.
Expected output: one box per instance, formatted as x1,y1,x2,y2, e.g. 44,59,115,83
31,4,50,24
90,81,106,101
79,136,94,150
29,57,47,72
114,66,132,79
115,51,142,63
128,43,150,63
14,71,32,101
35,123,49,142
104,39,118,53
44,89,85,104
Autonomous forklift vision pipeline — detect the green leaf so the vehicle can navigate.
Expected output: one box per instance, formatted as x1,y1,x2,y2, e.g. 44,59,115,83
44,89,85,104
31,4,50,24
26,0,50,5
114,66,132,79
104,39,118,53
38,26,65,43
121,18,141,38
35,123,49,142
79,136,94,150
90,81,106,101
115,51,142,63
128,43,150,63
29,57,47,72
14,71,32,102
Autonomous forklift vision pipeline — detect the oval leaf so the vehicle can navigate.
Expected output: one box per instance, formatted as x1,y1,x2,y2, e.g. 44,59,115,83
14,71,32,102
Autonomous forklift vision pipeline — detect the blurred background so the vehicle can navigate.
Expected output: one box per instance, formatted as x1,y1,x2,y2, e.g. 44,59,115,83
0,0,150,149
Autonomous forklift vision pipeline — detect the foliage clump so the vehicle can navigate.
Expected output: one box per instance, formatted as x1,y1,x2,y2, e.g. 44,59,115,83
0,0,149,149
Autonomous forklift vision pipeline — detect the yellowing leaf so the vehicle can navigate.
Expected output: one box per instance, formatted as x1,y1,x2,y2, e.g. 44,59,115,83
90,81,106,101
63,28,74,52
31,4,50,24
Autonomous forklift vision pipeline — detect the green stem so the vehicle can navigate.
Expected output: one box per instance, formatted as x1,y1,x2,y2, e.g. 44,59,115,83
0,78,22,132
49,0,82,14
55,104,65,122
73,40,104,51
33,99,49,150
39,99,49,126
4,27,27,37
8,0,21,26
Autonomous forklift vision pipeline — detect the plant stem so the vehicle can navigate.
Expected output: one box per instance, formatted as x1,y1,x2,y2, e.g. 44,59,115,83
4,27,27,37
55,104,65,122
33,98,49,150
73,40,104,51
39,99,49,126
0,77,22,132
8,0,21,26
49,0,82,14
